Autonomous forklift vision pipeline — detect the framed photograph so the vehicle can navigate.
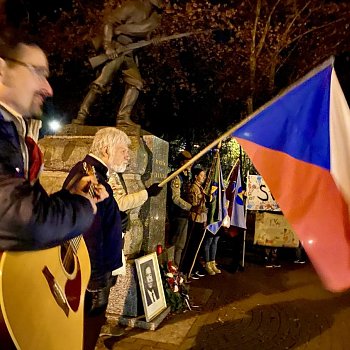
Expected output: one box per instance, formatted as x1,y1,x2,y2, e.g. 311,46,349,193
135,252,167,322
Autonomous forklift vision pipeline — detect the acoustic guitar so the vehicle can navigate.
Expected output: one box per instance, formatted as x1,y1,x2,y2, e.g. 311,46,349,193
0,162,96,349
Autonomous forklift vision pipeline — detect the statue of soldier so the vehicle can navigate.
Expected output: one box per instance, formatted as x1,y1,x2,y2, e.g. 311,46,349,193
72,0,163,127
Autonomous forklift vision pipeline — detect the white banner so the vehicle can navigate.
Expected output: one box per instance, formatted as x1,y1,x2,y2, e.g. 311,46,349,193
254,212,299,248
246,175,280,211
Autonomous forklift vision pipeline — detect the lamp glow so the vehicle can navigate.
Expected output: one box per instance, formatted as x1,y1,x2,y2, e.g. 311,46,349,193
48,120,61,132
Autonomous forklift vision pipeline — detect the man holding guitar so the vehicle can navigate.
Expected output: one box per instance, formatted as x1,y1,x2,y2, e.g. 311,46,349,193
0,29,109,349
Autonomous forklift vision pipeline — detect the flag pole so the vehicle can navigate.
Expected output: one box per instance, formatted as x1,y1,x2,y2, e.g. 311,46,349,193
203,148,219,196
188,226,207,278
225,158,239,183
241,170,249,268
158,127,236,188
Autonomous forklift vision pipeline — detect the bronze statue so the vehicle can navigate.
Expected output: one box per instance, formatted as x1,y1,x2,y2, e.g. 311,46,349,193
72,0,163,127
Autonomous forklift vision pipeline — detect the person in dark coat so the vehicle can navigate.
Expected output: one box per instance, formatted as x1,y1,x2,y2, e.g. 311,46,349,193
64,127,131,349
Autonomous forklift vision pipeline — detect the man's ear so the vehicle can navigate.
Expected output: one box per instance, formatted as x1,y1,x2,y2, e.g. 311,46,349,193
102,145,109,159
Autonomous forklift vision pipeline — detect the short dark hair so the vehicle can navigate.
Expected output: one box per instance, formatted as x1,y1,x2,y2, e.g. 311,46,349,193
0,27,38,60
142,262,154,283
192,166,205,178
142,261,153,275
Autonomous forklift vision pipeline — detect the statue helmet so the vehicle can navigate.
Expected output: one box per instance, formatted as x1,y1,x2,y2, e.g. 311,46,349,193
149,0,163,8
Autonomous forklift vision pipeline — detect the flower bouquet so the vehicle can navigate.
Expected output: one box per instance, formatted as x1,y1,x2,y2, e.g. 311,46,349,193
160,261,190,312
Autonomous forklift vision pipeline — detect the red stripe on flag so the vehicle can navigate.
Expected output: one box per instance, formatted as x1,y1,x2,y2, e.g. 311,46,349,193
237,137,350,292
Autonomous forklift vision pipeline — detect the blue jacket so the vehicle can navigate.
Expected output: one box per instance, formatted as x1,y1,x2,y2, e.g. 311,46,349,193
0,110,95,251
63,155,123,289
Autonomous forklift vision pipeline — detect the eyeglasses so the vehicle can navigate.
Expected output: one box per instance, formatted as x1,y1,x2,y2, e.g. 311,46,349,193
3,57,49,81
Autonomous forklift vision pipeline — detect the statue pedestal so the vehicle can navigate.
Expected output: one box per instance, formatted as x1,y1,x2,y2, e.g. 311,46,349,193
139,134,169,254
106,261,142,317
106,133,168,319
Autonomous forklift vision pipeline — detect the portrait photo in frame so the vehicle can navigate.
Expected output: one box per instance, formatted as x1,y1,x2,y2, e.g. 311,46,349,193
135,252,167,322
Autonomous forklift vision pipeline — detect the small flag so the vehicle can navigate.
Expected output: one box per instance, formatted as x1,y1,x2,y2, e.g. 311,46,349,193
206,152,229,235
232,58,350,292
226,160,246,229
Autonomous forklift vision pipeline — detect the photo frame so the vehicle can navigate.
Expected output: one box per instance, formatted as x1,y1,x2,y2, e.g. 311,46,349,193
135,252,167,322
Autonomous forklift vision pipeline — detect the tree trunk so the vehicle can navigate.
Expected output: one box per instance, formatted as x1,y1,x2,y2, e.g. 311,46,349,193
246,96,254,115
268,59,277,94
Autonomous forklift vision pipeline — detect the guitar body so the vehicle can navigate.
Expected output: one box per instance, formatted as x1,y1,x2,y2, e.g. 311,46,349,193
0,239,90,350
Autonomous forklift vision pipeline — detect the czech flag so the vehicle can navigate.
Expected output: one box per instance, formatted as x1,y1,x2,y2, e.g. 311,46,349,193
232,58,350,292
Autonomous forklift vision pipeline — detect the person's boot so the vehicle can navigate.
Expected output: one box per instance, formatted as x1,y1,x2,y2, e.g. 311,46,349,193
205,262,216,275
116,85,139,127
72,85,100,125
210,261,221,274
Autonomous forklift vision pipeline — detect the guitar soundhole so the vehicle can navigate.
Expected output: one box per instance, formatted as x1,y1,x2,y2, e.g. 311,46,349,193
60,243,75,275
59,242,82,312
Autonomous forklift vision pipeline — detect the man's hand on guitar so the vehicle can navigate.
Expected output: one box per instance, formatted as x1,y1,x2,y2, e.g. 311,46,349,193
69,175,109,214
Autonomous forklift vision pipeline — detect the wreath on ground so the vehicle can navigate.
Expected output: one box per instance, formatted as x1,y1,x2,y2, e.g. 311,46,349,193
160,261,190,312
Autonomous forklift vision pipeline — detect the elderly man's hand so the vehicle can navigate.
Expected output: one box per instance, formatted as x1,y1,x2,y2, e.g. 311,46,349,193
146,183,162,197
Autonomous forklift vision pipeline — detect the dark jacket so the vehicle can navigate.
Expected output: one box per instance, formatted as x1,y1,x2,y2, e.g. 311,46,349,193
0,110,95,251
63,155,123,290
145,287,160,306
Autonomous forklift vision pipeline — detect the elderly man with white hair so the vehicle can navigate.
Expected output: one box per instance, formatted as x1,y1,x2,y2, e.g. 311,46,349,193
64,127,135,349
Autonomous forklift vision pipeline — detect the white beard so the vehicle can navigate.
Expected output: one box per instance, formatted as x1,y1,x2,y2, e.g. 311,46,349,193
113,164,127,173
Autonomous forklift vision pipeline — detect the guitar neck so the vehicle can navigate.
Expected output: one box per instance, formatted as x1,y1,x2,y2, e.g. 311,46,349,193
83,162,98,200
